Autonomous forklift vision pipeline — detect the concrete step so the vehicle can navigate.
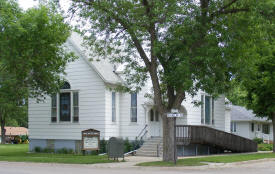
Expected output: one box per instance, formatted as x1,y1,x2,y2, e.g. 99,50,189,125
136,137,163,157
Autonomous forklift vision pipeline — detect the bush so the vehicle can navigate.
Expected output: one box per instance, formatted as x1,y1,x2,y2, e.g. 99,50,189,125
124,138,132,153
43,148,54,153
34,146,42,153
253,138,263,144
20,135,29,144
258,144,273,151
56,148,74,154
99,139,107,153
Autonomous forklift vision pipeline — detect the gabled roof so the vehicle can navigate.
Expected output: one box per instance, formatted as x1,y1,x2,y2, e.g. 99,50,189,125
231,105,269,122
67,32,123,85
0,127,28,136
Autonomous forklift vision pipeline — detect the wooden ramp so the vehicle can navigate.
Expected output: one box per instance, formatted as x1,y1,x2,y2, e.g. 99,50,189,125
176,125,258,153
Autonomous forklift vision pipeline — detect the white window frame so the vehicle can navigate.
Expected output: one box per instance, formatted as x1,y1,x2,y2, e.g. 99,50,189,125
130,93,137,122
231,122,237,132
201,95,214,125
51,89,79,123
112,92,116,122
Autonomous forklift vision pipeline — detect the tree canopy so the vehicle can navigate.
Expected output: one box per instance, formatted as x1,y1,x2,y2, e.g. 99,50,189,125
0,0,75,143
69,0,274,161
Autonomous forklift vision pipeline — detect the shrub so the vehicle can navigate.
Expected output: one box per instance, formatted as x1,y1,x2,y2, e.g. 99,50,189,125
258,144,273,151
20,135,29,144
56,148,74,154
131,139,144,150
99,139,107,153
34,146,42,153
124,138,132,153
43,148,54,153
253,138,263,144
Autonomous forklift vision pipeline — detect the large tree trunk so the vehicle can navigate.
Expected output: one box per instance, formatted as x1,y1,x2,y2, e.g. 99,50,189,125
0,112,6,144
162,115,177,162
272,112,275,153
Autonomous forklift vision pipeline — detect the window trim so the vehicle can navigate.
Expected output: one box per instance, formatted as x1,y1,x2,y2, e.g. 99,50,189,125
51,89,79,124
112,92,116,122
231,122,237,132
251,122,254,132
130,93,137,122
201,95,214,125
262,124,270,134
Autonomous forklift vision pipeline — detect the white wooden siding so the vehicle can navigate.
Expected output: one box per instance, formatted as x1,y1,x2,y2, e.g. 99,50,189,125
29,50,106,140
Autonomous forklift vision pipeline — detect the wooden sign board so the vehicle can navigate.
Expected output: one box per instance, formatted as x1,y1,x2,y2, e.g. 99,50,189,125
81,129,100,151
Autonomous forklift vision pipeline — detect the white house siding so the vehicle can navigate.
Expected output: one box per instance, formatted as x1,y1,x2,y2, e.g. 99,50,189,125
213,96,226,131
233,122,250,138
119,89,148,140
183,94,201,125
224,107,231,133
182,92,226,132
28,55,106,141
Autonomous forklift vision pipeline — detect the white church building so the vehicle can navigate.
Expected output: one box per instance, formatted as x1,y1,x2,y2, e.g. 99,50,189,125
28,33,232,154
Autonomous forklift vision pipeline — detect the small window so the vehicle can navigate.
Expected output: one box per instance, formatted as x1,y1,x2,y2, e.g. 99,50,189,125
201,95,214,125
112,92,116,122
61,81,71,89
73,92,79,122
155,110,159,122
130,93,137,122
257,124,261,131
212,98,214,124
251,123,254,132
51,94,57,122
150,109,154,121
231,122,237,132
205,96,211,124
262,124,270,134
201,95,204,124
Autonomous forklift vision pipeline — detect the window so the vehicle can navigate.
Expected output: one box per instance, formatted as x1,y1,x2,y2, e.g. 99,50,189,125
257,124,261,131
51,94,57,122
262,124,270,134
155,110,159,122
201,95,214,125
51,81,79,123
201,95,204,124
130,93,137,122
112,92,116,122
73,92,79,122
231,122,237,132
150,109,154,121
60,92,71,121
251,123,254,132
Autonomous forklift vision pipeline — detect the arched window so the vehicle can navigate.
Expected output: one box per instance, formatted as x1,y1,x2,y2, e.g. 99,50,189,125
61,81,71,89
51,81,79,123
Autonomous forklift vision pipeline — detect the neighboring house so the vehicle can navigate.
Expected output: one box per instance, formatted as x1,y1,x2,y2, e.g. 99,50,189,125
231,105,273,143
29,33,252,156
0,127,28,143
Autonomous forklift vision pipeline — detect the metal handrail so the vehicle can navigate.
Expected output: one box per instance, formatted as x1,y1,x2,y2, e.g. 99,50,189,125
137,124,148,139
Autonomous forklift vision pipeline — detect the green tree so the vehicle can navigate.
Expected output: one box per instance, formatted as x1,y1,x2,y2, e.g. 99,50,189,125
241,32,275,152
69,0,272,161
226,0,275,152
0,0,75,144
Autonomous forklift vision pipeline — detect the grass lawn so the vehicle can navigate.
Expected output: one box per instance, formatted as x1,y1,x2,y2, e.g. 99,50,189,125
137,153,275,167
0,144,115,164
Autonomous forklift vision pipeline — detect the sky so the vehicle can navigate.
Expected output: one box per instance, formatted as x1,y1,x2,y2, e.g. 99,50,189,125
18,0,38,10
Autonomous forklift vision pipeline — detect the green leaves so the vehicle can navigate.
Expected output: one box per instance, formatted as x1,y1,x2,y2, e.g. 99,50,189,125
0,0,75,127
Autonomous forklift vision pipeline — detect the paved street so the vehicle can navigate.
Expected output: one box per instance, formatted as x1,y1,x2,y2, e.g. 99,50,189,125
1,158,275,174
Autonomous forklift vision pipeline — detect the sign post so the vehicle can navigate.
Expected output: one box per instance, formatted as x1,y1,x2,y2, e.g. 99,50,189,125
167,109,184,164
81,129,100,155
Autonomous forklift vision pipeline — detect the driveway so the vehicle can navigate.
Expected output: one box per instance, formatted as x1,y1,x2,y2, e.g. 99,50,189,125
0,158,275,174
